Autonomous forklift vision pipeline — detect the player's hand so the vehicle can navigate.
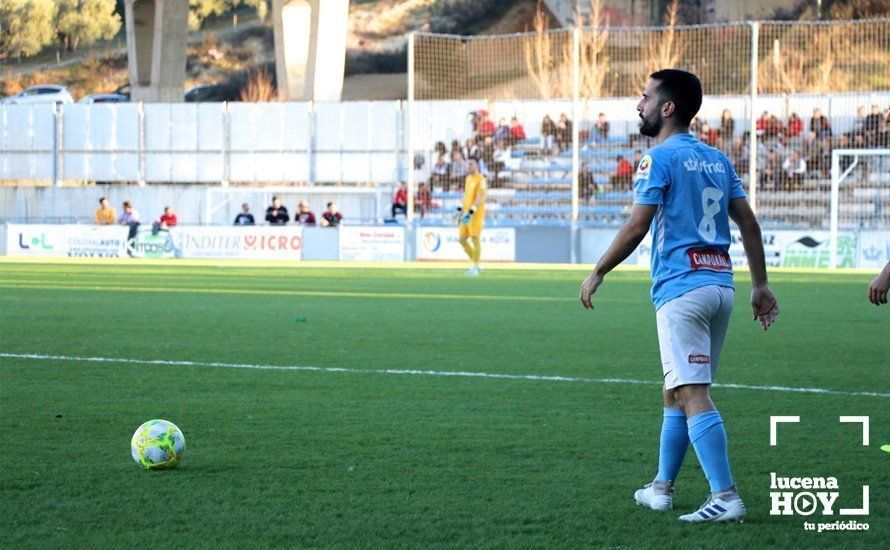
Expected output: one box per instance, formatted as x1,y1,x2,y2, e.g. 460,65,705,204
751,284,779,331
579,272,603,310
868,272,889,305
460,213,472,224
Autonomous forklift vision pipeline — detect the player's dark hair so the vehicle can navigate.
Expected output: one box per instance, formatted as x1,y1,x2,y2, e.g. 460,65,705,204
123,201,131,207
649,69,702,126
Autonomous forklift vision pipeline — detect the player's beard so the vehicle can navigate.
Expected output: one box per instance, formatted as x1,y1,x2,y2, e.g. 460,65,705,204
639,110,663,137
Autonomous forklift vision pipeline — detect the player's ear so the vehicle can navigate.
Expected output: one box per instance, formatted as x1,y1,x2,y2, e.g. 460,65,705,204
661,100,675,118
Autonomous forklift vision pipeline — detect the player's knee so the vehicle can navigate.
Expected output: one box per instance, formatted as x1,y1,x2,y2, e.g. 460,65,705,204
459,236,468,244
662,387,679,409
673,384,714,415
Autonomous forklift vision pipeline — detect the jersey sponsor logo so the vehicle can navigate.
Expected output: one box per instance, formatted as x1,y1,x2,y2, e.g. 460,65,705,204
635,154,652,179
688,354,710,365
682,157,726,174
686,248,733,271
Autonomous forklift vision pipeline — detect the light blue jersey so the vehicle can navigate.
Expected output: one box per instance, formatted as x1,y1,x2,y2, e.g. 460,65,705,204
633,133,746,309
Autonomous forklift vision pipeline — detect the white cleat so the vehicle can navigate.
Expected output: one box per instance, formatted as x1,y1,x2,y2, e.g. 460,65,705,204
465,266,480,276
476,264,483,272
678,490,746,523
634,482,673,511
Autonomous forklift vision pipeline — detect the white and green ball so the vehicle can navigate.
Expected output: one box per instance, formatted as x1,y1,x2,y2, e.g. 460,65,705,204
131,419,185,470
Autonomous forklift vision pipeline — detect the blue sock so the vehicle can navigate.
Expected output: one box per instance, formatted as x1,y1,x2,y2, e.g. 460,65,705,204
655,408,689,483
688,410,734,493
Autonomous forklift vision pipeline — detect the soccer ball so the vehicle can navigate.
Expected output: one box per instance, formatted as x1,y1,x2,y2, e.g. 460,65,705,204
130,419,185,470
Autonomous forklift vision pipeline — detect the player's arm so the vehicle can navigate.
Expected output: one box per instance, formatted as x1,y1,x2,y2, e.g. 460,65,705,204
579,204,655,309
867,261,890,305
729,197,780,330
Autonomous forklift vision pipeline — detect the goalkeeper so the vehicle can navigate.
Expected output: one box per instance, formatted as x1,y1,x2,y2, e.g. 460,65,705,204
456,159,487,276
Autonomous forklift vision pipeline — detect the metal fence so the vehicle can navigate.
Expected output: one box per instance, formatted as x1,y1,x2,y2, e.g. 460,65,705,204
407,18,890,233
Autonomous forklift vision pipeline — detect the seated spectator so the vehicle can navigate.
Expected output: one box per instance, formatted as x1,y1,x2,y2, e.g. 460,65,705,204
782,150,806,189
450,139,462,158
265,196,289,225
785,112,803,139
435,141,448,157
579,163,596,200
689,116,701,135
392,182,408,218
480,136,495,169
493,117,510,144
475,110,495,140
878,107,890,147
756,111,771,137
416,182,433,217
508,116,526,144
556,113,572,152
719,109,735,140
541,114,557,153
449,151,468,188
611,155,634,188
810,108,831,138
769,115,783,138
294,200,316,225
94,196,116,225
594,112,610,141
865,104,883,147
491,141,510,187
760,149,780,190
728,137,748,175
464,138,480,161
234,202,255,225
699,123,718,145
117,201,140,255
850,105,868,146
431,153,449,189
321,202,343,227
152,206,177,235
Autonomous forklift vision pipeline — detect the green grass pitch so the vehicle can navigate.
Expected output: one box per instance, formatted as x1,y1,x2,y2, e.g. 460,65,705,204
0,261,887,547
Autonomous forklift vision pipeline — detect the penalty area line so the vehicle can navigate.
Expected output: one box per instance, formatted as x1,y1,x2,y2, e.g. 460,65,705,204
0,352,887,399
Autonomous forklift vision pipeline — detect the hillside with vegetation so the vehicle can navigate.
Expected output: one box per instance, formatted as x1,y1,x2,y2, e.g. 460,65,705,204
0,0,539,101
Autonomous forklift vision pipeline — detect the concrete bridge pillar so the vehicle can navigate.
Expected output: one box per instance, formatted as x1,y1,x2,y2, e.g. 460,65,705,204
124,0,188,102
272,0,349,101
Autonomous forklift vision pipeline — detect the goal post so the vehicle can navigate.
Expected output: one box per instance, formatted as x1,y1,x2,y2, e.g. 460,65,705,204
829,148,890,269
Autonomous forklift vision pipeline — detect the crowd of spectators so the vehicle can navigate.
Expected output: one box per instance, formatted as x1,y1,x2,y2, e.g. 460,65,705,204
421,103,890,211
263,196,343,227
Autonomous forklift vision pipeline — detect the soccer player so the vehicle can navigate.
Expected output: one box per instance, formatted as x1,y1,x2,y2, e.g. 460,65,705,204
457,159,487,276
578,70,779,523
868,260,890,305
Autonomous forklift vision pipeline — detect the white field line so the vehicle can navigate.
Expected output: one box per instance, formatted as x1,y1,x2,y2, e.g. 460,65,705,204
1,353,887,399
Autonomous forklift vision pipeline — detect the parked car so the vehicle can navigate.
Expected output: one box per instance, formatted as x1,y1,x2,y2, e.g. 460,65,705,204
184,83,240,103
113,83,131,100
79,93,129,104
0,85,75,105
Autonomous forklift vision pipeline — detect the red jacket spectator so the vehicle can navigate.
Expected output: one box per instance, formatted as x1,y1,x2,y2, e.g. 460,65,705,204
509,117,526,141
616,158,633,176
785,114,803,138
476,111,495,137
699,124,719,145
157,207,177,228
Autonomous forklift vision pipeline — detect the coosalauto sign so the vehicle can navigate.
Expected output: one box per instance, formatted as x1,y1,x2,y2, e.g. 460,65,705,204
339,226,404,262
416,227,515,261
176,226,302,260
7,224,127,257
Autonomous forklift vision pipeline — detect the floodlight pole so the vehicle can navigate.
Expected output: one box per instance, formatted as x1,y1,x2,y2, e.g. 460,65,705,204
570,26,580,263
748,21,759,214
406,32,416,223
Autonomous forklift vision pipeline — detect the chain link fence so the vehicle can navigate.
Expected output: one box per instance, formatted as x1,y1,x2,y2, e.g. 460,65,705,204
407,17,890,233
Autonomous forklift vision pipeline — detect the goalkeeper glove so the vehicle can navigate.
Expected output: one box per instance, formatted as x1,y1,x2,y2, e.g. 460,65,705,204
459,205,476,224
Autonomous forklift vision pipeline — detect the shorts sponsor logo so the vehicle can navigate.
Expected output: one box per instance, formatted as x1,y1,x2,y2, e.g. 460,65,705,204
688,354,709,364
686,248,732,271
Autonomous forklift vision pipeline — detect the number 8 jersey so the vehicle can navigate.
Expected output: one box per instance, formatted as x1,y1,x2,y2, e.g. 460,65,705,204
633,133,747,310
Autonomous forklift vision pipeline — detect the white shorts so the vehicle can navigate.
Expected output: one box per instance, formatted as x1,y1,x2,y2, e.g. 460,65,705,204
656,285,734,391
